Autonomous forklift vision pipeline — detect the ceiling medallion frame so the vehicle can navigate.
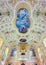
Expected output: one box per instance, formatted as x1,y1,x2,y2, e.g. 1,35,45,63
13,1,33,37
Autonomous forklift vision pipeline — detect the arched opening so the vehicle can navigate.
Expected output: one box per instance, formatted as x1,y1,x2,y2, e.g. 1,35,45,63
10,48,17,57
21,63,25,65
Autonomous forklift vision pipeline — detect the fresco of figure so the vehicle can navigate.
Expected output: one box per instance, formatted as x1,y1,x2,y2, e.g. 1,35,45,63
16,8,30,33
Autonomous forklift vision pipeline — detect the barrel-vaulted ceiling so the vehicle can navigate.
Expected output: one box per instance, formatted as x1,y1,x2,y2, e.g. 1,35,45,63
0,0,46,53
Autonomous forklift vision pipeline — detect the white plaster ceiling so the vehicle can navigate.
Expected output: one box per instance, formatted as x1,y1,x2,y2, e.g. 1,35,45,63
0,0,46,52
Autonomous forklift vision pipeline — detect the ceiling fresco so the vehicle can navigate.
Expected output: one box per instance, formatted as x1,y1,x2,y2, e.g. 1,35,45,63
0,0,46,65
